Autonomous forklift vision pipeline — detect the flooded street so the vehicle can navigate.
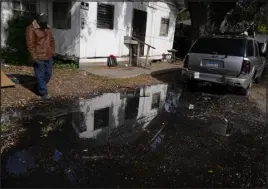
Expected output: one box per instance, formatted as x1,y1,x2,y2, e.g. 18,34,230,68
1,70,267,188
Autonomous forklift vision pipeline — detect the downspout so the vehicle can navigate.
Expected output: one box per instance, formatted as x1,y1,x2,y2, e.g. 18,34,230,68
149,1,154,56
39,0,41,13
46,0,49,18
0,0,2,50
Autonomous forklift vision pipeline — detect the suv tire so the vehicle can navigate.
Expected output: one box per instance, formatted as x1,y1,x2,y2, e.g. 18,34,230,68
241,80,253,97
254,76,261,84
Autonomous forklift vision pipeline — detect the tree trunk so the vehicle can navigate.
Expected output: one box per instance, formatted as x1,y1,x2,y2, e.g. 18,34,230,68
187,1,208,44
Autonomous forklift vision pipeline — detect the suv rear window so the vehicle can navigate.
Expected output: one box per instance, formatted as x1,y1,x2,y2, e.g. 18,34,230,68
190,37,246,57
246,40,254,57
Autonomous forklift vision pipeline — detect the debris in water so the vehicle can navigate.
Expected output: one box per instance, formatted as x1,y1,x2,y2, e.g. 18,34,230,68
209,120,233,137
164,91,181,113
188,104,194,109
53,149,63,162
236,172,241,178
50,166,55,172
218,165,224,170
150,134,165,152
11,77,19,84
64,167,77,186
6,149,35,176
208,170,213,173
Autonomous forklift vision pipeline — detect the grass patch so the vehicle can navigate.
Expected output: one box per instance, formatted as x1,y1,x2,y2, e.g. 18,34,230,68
52,55,79,70
1,124,11,132
1,53,79,70
41,119,65,137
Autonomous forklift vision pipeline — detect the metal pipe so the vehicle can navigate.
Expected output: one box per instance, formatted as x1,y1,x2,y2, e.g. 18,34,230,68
0,0,2,50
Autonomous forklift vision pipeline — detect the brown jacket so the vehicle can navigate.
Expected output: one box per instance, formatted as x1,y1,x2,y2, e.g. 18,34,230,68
26,20,55,61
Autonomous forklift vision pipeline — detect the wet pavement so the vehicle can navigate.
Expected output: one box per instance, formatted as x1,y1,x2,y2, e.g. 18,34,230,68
1,70,267,188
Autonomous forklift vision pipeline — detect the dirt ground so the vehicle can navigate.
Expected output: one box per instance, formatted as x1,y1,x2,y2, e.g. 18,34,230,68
1,65,162,109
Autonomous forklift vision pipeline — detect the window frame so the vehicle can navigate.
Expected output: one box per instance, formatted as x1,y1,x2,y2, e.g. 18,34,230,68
151,92,161,110
12,0,37,18
96,3,115,30
93,107,110,131
124,89,140,120
52,0,72,30
159,17,170,37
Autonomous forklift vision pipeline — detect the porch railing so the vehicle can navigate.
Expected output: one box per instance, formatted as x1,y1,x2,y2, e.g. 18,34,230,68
124,36,156,67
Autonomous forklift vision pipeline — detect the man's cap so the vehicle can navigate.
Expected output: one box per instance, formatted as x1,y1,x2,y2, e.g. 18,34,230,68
36,13,48,22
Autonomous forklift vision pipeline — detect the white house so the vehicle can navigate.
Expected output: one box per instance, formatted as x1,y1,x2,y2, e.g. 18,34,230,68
71,84,168,141
0,0,184,66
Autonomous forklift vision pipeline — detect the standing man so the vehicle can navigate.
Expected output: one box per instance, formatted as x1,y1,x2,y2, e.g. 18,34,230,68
26,13,55,99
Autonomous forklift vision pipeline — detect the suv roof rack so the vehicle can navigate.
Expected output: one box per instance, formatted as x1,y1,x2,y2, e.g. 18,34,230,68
210,31,255,38
206,34,247,39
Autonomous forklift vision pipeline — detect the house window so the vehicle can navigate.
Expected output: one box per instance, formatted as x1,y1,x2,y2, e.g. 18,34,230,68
151,92,161,109
53,1,71,29
125,97,140,120
12,0,37,18
97,3,114,29
124,89,140,120
160,18,170,36
94,107,110,130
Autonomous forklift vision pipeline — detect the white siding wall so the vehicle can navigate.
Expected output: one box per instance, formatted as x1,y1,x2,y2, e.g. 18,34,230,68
40,0,80,57
149,1,177,56
80,1,177,61
80,1,133,59
1,2,13,47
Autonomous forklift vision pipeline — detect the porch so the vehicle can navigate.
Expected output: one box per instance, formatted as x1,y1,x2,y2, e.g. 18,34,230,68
80,61,183,78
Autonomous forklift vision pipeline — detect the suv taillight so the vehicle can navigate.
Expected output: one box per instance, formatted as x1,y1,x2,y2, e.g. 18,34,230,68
183,55,189,68
241,59,251,74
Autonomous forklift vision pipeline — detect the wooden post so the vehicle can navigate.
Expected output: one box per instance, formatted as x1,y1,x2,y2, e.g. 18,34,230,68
137,42,140,67
145,46,150,67
129,45,132,66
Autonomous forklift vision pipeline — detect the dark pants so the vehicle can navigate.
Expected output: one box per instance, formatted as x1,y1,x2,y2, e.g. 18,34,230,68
33,59,52,96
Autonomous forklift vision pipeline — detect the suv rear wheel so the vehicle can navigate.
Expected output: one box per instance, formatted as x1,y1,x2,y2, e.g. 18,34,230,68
254,74,261,83
240,80,253,96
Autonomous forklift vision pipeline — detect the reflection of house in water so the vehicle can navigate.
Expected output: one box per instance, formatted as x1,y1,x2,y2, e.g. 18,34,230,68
72,84,168,141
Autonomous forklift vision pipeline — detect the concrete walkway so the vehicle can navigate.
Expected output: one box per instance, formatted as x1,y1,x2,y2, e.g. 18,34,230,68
80,62,183,78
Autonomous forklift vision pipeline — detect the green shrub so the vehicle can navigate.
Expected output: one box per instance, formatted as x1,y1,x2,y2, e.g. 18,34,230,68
53,55,79,69
1,14,34,65
257,24,268,34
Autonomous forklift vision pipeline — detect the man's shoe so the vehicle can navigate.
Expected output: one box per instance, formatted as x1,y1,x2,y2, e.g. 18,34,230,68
41,94,52,100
